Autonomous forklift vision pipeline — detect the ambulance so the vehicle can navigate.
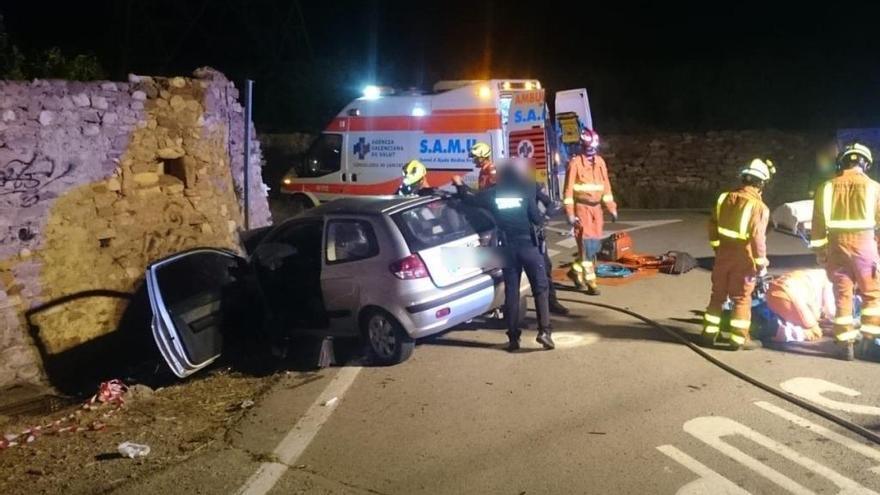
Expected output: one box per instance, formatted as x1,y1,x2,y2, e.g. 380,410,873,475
280,79,592,207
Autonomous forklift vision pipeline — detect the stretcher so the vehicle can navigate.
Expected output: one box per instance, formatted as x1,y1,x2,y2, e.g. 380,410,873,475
771,200,813,236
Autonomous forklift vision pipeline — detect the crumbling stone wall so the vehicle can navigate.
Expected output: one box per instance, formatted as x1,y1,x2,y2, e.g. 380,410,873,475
0,68,270,386
602,130,823,208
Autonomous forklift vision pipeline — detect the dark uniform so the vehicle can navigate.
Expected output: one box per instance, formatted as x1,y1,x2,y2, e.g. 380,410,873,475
458,168,554,350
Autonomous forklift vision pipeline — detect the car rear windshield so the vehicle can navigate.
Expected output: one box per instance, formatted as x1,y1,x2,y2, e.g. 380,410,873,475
392,199,494,252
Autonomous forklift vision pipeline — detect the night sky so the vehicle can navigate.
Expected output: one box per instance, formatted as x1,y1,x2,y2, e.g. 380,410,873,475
2,0,879,132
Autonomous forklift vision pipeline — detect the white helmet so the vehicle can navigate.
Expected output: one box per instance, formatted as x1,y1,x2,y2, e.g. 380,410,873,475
741,158,774,182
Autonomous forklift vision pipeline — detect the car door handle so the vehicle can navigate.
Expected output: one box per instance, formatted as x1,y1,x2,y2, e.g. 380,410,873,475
351,173,357,182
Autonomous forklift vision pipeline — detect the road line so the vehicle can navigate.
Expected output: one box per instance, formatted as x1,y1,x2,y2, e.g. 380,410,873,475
546,248,560,258
755,401,880,473
556,237,577,248
236,366,363,495
656,445,751,494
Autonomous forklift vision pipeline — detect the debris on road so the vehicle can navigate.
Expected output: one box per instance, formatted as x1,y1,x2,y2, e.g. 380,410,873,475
117,442,151,459
322,397,339,407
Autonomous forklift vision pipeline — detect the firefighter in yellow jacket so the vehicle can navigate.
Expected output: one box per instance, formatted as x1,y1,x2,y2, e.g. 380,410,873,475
563,129,617,295
810,143,880,361
702,159,773,350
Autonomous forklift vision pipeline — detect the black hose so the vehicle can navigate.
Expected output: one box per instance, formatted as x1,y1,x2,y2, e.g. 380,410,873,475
576,299,880,446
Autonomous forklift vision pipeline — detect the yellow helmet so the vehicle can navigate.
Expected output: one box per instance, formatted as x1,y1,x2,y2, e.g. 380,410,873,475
402,160,427,185
469,141,492,160
741,158,774,182
838,143,873,169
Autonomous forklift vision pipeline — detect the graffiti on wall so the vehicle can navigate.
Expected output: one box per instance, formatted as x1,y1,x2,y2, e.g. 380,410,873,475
0,154,75,207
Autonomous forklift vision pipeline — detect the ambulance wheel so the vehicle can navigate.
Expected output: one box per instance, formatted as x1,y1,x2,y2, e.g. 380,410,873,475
287,194,314,216
362,309,414,366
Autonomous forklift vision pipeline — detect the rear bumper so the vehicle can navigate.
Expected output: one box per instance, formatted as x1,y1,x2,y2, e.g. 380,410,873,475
389,270,530,339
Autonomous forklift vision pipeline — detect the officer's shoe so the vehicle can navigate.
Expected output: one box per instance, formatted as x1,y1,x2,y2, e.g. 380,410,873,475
506,338,521,353
839,341,855,361
586,283,601,296
549,298,569,315
536,330,555,350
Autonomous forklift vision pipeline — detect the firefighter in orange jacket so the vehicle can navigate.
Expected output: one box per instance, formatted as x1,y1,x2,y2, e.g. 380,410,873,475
702,159,773,350
470,141,496,190
810,143,880,361
397,159,429,196
563,129,617,295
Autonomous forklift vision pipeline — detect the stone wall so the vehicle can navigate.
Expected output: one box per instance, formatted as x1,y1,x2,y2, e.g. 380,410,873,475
0,68,270,387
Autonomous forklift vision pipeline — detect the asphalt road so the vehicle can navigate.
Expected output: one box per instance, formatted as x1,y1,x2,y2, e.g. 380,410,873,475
117,211,880,495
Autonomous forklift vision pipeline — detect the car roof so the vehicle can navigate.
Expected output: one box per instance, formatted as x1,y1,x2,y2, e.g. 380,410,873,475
299,195,440,218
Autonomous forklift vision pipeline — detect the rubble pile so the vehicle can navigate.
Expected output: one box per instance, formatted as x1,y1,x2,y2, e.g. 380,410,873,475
0,68,271,386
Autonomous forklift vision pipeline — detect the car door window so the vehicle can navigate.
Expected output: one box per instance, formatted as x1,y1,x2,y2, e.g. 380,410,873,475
325,220,378,264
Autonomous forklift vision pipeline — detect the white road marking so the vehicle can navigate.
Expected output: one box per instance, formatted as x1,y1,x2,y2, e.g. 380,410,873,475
684,416,878,495
755,401,880,474
556,237,577,248
780,377,880,416
236,366,363,495
546,248,560,258
656,445,752,495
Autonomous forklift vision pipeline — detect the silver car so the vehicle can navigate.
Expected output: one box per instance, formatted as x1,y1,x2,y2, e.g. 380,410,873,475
146,195,530,378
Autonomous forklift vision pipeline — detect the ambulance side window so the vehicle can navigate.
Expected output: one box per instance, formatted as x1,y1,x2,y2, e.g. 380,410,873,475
300,133,342,177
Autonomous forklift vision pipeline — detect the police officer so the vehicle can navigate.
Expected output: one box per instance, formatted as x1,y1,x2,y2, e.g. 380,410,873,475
453,159,554,351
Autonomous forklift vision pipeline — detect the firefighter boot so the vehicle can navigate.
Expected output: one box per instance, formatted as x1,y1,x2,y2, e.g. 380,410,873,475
586,281,601,296
839,341,855,361
567,266,588,290
536,328,555,350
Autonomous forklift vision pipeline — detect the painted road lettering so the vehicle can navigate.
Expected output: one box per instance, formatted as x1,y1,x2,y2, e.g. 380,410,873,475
780,377,880,416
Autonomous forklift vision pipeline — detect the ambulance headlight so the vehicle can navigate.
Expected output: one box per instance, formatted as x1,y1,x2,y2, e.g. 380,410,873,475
477,85,492,99
363,85,381,100
282,177,293,185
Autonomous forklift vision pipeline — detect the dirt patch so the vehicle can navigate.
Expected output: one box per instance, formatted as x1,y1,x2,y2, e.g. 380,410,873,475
0,370,279,495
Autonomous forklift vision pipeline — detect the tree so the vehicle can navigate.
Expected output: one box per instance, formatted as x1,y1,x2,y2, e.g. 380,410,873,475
0,13,105,80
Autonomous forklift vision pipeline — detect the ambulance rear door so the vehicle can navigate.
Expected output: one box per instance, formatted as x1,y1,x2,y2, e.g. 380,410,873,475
555,88,593,129
507,89,550,191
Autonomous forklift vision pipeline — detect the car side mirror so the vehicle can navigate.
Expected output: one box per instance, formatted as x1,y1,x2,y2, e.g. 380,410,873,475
253,242,298,270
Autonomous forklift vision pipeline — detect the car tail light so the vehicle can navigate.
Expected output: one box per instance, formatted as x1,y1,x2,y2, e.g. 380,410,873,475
389,254,428,280
435,308,450,318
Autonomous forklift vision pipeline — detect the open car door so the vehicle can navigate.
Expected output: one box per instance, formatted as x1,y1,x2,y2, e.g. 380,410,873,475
146,248,246,378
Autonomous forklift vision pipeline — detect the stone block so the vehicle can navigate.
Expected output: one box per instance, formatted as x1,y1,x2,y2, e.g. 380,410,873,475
38,110,55,126
135,185,162,198
133,172,160,186
72,93,90,107
2,109,15,122
159,175,185,194
92,95,109,110
157,146,185,159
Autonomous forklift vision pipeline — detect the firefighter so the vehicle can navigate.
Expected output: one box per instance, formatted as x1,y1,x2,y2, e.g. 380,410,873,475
563,128,617,295
397,160,429,196
810,143,880,361
702,159,772,350
470,141,497,190
453,159,555,351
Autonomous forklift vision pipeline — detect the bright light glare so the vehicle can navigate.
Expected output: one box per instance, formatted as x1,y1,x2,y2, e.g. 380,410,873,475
502,81,512,90
535,81,542,89
363,85,381,99
477,85,492,99
411,106,427,117
524,81,534,90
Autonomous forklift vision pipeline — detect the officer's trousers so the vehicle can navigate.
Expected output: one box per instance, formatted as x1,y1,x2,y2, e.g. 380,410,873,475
503,244,551,340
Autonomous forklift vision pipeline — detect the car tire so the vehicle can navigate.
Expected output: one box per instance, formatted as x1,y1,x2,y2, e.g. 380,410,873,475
517,294,528,328
363,310,414,366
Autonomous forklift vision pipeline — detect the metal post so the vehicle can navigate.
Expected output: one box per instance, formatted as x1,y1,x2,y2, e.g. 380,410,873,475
243,79,254,230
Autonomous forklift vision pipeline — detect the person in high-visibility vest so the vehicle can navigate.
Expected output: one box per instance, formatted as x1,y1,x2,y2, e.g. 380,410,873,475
809,142,880,361
397,160,430,196
470,141,497,190
563,129,617,295
702,158,773,350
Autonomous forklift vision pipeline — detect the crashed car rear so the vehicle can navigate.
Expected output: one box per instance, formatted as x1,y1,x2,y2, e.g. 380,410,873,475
146,195,529,378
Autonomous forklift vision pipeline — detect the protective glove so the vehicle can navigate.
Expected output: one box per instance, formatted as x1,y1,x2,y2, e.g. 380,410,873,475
568,215,578,226
757,266,768,278
611,213,618,223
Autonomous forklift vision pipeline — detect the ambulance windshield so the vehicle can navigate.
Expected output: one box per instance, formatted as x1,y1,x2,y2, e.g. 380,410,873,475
298,133,342,177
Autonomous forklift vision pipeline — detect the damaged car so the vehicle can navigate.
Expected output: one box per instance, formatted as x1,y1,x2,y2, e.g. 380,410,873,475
145,195,530,378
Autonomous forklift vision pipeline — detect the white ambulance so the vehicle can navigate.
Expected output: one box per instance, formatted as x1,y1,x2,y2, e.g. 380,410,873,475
280,79,590,207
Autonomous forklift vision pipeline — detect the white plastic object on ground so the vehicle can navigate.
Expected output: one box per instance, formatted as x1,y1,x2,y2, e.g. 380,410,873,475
322,397,339,407
117,441,151,459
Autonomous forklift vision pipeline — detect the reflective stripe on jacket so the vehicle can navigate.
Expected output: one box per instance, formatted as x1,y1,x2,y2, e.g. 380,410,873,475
562,154,617,215
810,168,880,249
707,185,769,266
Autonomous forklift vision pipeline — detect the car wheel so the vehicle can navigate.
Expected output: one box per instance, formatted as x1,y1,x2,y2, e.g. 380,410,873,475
517,294,528,328
363,310,414,365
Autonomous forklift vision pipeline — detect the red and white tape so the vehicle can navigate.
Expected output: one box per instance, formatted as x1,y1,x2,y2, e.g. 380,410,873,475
0,379,128,450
